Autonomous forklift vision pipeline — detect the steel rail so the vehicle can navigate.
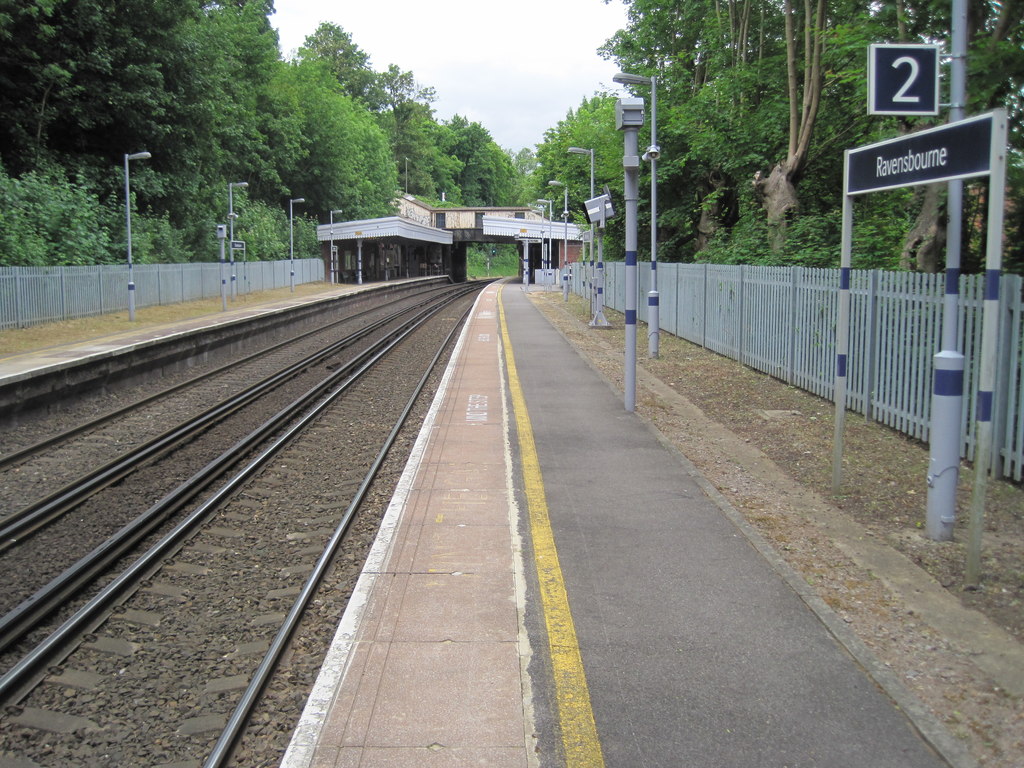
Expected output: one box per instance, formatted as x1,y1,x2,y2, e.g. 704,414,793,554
0,293,443,551
0,286,478,704
0,288,474,658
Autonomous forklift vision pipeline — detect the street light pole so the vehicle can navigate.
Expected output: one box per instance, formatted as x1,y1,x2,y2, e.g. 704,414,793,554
217,224,228,311
536,198,553,287
289,197,305,292
568,147,595,312
329,209,343,284
548,180,569,300
228,181,248,300
615,71,661,358
123,151,151,323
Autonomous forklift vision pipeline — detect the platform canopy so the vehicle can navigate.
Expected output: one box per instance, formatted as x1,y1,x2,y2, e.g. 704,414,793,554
317,216,453,245
481,215,585,241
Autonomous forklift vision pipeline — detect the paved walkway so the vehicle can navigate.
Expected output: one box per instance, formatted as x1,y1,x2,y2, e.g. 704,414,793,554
283,282,968,768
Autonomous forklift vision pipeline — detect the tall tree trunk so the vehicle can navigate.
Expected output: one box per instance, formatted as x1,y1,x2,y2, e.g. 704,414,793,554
753,0,825,250
696,170,738,251
900,184,945,272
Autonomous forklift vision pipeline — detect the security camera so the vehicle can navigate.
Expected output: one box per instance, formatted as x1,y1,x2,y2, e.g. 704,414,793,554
584,193,616,225
615,97,645,130
643,145,661,161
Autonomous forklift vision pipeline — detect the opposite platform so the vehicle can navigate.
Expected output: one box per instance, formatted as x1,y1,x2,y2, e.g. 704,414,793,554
285,281,969,768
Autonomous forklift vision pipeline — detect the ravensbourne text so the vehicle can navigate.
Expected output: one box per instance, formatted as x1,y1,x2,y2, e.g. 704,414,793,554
876,147,948,178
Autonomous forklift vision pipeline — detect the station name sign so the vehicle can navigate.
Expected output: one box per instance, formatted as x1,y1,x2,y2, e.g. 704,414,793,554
846,112,995,195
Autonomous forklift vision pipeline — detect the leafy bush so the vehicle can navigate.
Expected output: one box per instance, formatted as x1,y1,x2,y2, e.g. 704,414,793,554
0,164,118,266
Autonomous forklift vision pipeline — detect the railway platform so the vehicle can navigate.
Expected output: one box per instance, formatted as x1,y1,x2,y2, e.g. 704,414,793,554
282,281,969,768
0,278,973,767
0,282,365,384
0,279,443,421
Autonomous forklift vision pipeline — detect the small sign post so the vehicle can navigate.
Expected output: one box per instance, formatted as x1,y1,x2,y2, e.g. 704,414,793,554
868,43,940,116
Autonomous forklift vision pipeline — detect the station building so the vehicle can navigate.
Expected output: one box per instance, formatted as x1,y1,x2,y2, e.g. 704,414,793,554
318,195,585,283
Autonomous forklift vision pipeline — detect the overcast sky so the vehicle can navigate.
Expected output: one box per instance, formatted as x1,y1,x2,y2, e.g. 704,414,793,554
269,0,630,152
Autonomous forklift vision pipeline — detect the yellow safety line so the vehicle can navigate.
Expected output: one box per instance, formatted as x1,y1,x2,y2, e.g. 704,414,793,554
498,285,605,768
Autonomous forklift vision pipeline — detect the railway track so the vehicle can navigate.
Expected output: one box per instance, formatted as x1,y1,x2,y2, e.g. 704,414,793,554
0,286,459,626
0,282,483,766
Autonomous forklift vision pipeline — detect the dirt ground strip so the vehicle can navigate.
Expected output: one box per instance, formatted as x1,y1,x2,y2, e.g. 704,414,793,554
524,289,1022,768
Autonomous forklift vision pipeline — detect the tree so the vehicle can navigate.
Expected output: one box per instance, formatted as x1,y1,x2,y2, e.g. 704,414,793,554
440,116,515,206
297,22,382,109
265,60,396,220
751,0,827,250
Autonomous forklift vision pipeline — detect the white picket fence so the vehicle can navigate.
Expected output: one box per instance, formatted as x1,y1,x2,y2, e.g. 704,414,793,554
0,259,325,332
574,262,1024,483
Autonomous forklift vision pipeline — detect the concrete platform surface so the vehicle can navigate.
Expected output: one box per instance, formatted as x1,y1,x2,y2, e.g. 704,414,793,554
284,282,968,768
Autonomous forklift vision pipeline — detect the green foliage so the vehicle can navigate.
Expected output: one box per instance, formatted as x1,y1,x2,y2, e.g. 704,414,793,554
439,116,515,206
0,163,117,266
296,22,382,108
0,4,519,268
266,60,396,218
537,0,1024,274
465,244,520,279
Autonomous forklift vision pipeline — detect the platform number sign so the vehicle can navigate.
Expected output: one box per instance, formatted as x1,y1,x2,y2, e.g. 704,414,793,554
868,43,940,116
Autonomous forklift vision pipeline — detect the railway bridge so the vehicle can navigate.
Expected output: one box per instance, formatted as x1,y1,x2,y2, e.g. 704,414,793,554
317,194,585,283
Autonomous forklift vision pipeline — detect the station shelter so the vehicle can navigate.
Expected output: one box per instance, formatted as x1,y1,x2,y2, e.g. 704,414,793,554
318,196,585,284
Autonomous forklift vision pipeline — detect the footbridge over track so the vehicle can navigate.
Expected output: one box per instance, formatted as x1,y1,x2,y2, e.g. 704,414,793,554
317,195,585,284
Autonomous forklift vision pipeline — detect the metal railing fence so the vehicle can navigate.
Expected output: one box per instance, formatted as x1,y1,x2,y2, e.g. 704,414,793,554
573,262,1024,482
0,259,325,331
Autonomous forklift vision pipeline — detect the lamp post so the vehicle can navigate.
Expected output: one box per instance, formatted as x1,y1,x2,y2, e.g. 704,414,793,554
616,96,644,412
329,209,343,284
548,180,570,301
217,223,228,311
615,71,661,358
536,198,553,288
289,197,304,292
228,181,248,300
568,146,595,312
123,151,151,322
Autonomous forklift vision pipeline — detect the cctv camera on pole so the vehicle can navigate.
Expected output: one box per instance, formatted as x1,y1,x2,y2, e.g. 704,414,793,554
616,97,644,411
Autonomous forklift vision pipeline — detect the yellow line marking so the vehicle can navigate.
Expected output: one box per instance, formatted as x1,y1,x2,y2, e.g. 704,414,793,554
498,285,605,768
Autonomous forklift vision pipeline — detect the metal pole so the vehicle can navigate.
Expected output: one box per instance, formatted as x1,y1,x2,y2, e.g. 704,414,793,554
217,224,227,311
648,76,660,358
621,105,641,412
537,199,554,288
330,209,342,284
522,239,530,292
357,238,363,285
124,154,135,322
562,189,569,302
569,148,597,310
832,159,854,493
966,110,1008,586
926,0,968,540
589,151,595,312
289,197,304,292
590,213,609,327
228,184,235,299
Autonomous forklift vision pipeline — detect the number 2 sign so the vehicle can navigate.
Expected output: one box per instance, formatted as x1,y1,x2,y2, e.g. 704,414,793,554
868,43,940,116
